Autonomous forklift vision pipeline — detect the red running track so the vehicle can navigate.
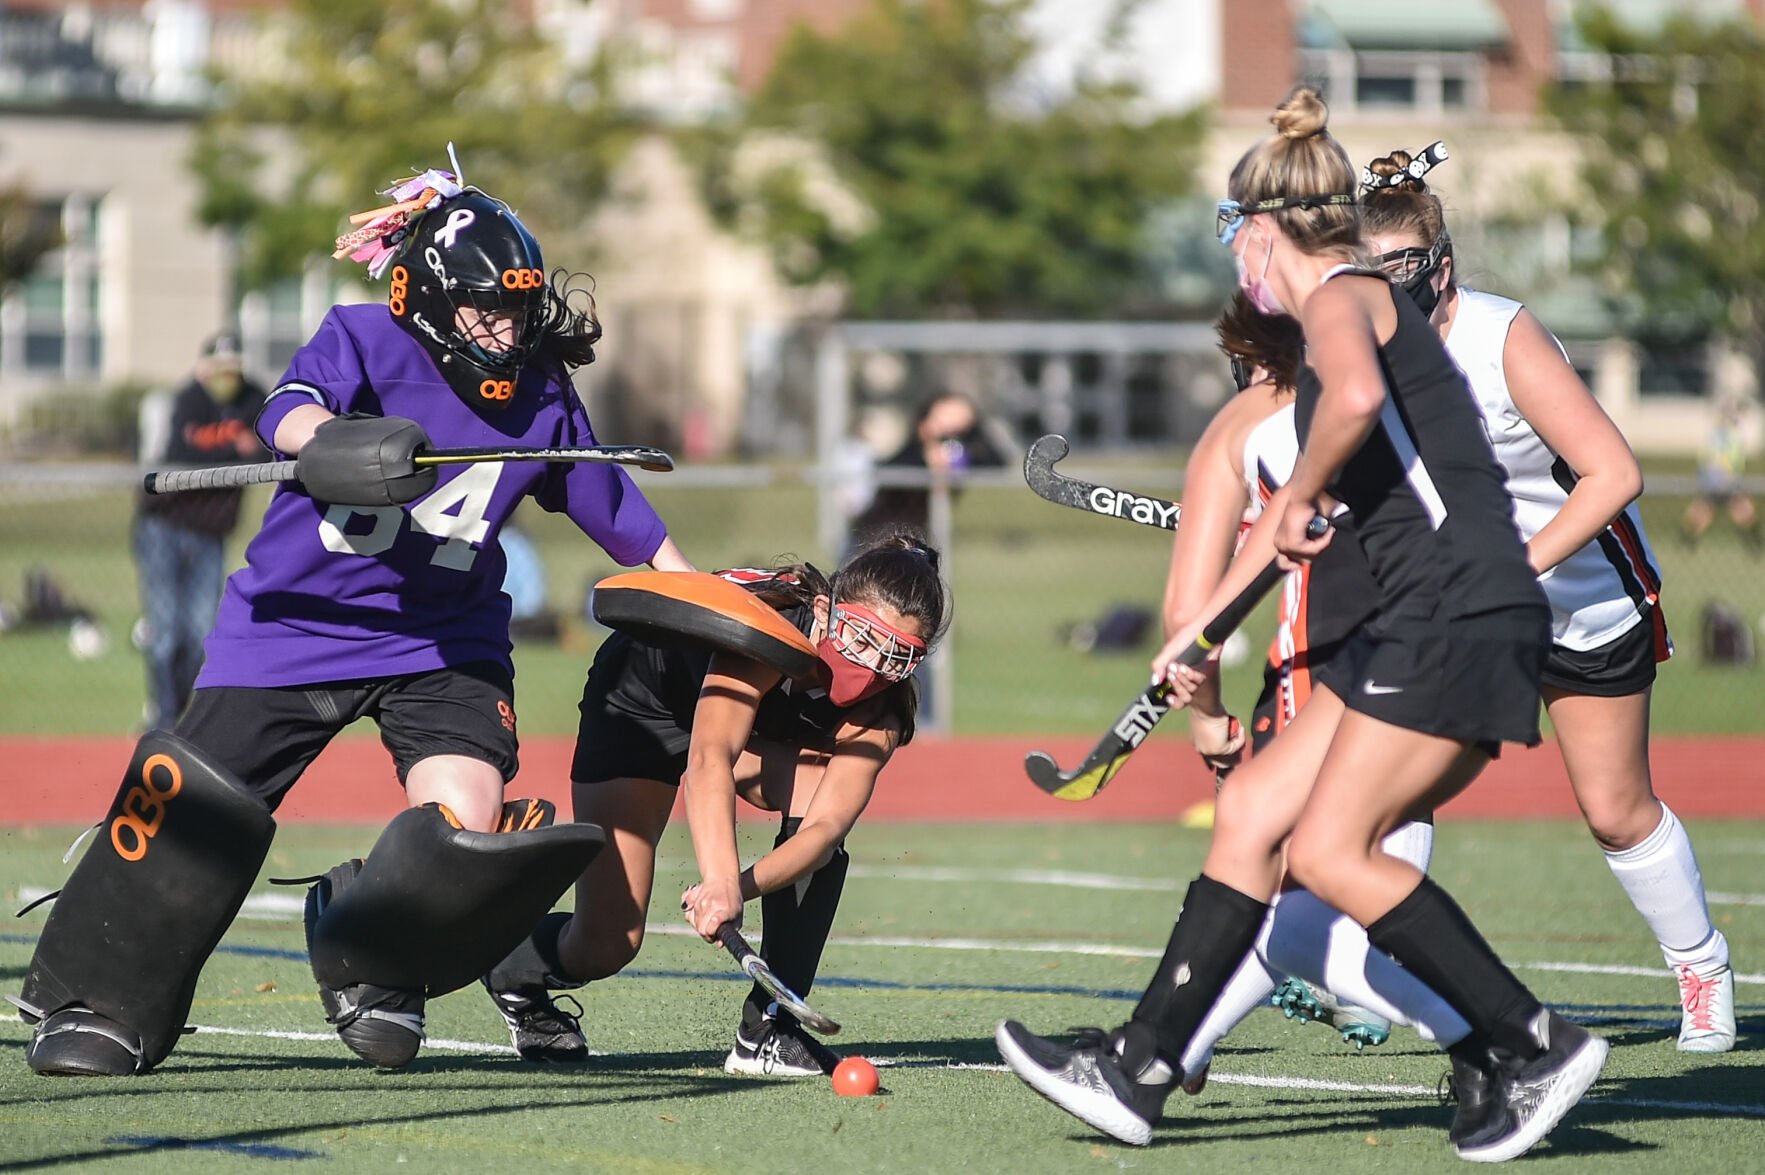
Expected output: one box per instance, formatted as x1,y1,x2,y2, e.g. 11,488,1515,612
4,735,1763,825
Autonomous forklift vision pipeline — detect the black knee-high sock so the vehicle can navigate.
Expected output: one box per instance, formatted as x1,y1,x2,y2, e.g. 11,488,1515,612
1366,877,1544,1059
486,911,585,991
1127,875,1269,1068
743,816,847,1029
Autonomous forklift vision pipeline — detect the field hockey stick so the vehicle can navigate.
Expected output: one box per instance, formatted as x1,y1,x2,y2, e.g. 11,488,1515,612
1023,434,1181,530
716,924,841,1036
143,444,675,494
1024,517,1327,802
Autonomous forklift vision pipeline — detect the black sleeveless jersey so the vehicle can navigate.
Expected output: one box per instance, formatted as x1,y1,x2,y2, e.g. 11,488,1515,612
1295,273,1543,623
595,594,910,756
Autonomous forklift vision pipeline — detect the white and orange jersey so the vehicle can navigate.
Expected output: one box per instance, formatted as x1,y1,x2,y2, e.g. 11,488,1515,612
1241,404,1310,737
1444,288,1669,657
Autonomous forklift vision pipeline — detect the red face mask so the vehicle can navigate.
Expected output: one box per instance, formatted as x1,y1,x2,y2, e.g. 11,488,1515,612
815,600,927,707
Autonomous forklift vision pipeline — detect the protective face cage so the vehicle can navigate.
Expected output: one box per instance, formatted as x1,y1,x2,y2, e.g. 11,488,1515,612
394,190,549,377
826,600,927,682
1372,231,1452,285
1216,193,1356,246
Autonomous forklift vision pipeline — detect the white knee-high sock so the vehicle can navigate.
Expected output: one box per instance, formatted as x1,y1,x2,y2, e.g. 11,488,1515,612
1380,820,1434,872
1180,906,1281,1077
1605,802,1729,974
1263,888,1470,1048
1178,822,1449,1076
1276,819,1436,1023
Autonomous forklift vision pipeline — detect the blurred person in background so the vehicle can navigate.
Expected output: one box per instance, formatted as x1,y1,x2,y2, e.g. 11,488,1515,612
846,391,1005,730
847,391,1008,548
132,331,266,731
1681,395,1761,551
500,523,564,642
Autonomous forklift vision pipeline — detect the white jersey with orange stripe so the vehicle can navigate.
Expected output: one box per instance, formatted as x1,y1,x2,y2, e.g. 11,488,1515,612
1242,402,1299,517
1241,404,1308,726
1443,288,1666,653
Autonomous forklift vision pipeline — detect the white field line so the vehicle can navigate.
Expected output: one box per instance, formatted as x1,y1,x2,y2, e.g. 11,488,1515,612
25,869,1765,913
3,1015,1758,1119
17,886,1764,982
646,924,1765,985
847,864,1180,892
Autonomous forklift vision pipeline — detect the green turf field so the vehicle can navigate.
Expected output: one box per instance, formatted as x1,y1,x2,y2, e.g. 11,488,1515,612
2,817,1760,1172
4,470,1764,737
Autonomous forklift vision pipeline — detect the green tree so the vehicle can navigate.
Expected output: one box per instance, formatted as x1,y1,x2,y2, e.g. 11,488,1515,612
191,0,644,291
1548,9,1765,368
693,0,1205,319
0,184,63,291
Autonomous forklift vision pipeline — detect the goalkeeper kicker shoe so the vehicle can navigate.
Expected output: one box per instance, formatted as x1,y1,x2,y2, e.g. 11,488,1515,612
321,981,426,1070
25,1007,148,1077
485,982,588,1062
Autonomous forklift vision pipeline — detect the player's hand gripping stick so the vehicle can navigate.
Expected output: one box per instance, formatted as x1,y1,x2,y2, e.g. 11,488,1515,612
1023,515,1329,801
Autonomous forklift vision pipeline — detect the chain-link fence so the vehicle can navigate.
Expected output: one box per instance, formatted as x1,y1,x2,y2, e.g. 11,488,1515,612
3,459,1763,741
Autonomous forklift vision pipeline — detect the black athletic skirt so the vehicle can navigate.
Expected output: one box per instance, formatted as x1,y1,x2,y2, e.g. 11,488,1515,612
570,634,701,785
1313,603,1551,748
1539,607,1669,698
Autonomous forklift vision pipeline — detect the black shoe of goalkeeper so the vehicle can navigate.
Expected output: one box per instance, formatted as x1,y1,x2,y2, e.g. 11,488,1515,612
995,1021,1174,1147
485,982,588,1063
1455,1011,1609,1163
320,981,426,1070
724,1014,841,1077
25,1007,149,1077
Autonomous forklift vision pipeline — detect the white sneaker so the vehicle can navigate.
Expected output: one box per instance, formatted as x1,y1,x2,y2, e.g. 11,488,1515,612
1676,964,1737,1053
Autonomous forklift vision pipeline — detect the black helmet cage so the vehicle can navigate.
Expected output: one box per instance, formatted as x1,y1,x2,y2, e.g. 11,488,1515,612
389,188,547,376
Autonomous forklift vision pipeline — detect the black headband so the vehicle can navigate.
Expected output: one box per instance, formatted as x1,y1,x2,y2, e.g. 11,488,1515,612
1360,141,1449,192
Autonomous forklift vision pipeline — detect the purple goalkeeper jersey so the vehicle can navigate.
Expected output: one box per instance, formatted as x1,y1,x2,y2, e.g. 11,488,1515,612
197,304,667,688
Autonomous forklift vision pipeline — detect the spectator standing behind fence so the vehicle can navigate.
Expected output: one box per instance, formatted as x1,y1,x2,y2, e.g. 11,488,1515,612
847,392,1007,549
132,332,266,730
1681,396,1761,551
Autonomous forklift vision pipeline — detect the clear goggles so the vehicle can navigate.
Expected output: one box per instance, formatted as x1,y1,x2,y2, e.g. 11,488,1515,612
826,600,927,682
1216,193,1357,246
1372,234,1452,283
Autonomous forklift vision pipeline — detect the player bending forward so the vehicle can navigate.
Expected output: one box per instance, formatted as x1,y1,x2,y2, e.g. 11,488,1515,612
484,530,948,1075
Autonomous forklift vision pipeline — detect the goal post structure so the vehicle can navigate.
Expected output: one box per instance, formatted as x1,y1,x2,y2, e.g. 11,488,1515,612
812,320,1220,733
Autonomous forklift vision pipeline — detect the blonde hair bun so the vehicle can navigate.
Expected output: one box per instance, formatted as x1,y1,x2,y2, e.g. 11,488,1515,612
1271,87,1329,141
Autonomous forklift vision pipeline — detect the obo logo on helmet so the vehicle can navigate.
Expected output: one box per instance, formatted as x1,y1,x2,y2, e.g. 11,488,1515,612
387,189,549,412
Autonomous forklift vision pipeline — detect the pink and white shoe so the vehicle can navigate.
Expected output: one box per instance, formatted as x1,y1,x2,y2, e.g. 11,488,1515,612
1676,964,1737,1053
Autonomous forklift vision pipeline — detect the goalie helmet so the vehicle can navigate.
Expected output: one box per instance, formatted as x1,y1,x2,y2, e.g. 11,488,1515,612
387,188,549,411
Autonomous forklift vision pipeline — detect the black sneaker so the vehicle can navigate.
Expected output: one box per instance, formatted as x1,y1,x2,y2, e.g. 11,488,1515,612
724,1014,842,1077
994,1021,1174,1147
1440,1052,1502,1150
25,1007,147,1077
1455,1011,1608,1163
485,982,588,1062
320,981,426,1070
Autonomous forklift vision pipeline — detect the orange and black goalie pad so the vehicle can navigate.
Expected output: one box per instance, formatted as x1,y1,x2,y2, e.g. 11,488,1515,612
591,570,821,681
305,801,603,998
18,731,276,1070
